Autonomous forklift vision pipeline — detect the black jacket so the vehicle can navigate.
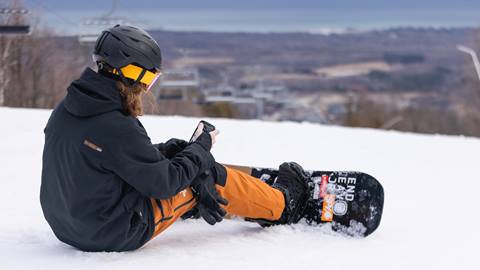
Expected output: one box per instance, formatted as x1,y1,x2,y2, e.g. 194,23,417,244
40,68,215,252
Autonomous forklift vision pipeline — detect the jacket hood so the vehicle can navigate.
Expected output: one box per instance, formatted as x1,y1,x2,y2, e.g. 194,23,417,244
64,68,124,117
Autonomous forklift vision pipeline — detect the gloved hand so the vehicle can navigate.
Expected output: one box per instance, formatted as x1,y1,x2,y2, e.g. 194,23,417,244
190,170,229,225
157,138,188,158
191,130,213,152
181,207,200,220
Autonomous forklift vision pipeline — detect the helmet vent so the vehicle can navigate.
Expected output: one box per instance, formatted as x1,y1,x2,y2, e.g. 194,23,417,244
121,50,130,57
129,37,140,43
151,49,158,56
142,34,152,40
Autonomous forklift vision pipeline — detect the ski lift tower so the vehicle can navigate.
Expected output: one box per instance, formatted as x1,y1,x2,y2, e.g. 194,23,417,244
0,7,31,35
78,0,132,44
457,45,480,84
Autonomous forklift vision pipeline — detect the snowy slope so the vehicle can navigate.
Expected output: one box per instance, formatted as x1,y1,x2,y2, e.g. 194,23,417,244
0,107,479,269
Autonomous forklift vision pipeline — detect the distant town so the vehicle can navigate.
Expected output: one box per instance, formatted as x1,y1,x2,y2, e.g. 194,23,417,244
140,28,480,137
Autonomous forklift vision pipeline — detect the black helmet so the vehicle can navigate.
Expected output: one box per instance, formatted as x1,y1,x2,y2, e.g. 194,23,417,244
93,25,162,72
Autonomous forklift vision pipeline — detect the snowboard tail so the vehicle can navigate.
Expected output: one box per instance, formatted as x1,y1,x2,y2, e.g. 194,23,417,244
225,164,384,237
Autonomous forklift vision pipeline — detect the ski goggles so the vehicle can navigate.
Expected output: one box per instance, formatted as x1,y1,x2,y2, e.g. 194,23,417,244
113,64,162,91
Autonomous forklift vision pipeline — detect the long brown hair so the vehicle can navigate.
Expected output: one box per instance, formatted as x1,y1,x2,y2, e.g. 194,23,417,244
117,82,158,117
117,82,146,117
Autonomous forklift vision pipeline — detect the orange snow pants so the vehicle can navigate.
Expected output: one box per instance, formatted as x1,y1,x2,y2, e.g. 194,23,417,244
150,166,285,238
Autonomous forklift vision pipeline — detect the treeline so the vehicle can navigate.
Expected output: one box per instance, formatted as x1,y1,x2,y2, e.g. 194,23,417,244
383,53,425,64
367,67,450,92
342,87,480,137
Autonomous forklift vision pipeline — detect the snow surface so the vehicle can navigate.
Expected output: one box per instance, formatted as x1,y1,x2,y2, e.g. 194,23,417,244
1,107,479,269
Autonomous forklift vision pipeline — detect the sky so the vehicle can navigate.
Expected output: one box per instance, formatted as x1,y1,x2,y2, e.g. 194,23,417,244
26,0,480,11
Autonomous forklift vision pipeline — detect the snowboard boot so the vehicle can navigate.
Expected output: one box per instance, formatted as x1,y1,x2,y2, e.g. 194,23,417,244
273,162,310,224
247,162,310,226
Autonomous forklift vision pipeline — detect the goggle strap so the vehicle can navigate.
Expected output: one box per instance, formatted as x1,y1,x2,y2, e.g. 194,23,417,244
115,68,132,86
135,68,147,84
112,65,157,87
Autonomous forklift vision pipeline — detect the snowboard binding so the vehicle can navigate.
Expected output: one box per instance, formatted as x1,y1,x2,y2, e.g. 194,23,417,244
247,162,313,226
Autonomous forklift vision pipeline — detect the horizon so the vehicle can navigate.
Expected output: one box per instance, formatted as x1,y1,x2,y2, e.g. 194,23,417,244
33,7,480,35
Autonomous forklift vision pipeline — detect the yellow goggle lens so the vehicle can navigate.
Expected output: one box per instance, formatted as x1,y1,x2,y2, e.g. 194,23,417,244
113,64,160,86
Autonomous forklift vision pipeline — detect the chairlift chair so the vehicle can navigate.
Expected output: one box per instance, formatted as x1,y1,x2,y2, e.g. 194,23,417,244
0,8,31,35
0,25,30,34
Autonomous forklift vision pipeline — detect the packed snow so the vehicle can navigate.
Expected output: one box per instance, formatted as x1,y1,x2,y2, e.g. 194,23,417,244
0,107,478,269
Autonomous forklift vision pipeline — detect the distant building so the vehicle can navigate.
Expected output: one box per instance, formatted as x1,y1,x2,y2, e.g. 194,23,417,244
153,68,204,116
203,84,292,119
155,68,201,101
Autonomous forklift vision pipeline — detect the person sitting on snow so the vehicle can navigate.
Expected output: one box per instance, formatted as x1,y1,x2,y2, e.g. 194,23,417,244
40,25,310,252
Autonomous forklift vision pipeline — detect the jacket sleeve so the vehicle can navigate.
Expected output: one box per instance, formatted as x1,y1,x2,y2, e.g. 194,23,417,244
153,143,165,150
102,129,215,200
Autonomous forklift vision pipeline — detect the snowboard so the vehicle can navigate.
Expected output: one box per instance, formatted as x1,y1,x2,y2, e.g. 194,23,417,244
225,164,384,237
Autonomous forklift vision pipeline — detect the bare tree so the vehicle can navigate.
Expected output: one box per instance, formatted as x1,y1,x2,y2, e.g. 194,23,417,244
0,35,13,106
0,0,26,106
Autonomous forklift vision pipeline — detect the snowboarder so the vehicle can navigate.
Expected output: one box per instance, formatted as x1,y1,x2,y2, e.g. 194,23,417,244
40,25,310,252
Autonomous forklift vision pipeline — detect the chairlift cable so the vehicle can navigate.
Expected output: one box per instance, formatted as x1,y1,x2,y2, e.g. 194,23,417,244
24,0,78,27
102,0,117,18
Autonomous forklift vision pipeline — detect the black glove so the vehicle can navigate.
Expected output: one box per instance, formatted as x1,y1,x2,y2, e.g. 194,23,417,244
157,138,188,158
190,170,228,225
191,130,213,152
181,206,200,220
182,163,228,220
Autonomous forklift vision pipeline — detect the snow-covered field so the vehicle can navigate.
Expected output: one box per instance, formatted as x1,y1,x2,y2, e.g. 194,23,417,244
1,107,479,269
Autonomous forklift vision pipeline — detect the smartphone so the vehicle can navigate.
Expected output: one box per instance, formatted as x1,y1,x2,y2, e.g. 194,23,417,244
189,120,216,143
